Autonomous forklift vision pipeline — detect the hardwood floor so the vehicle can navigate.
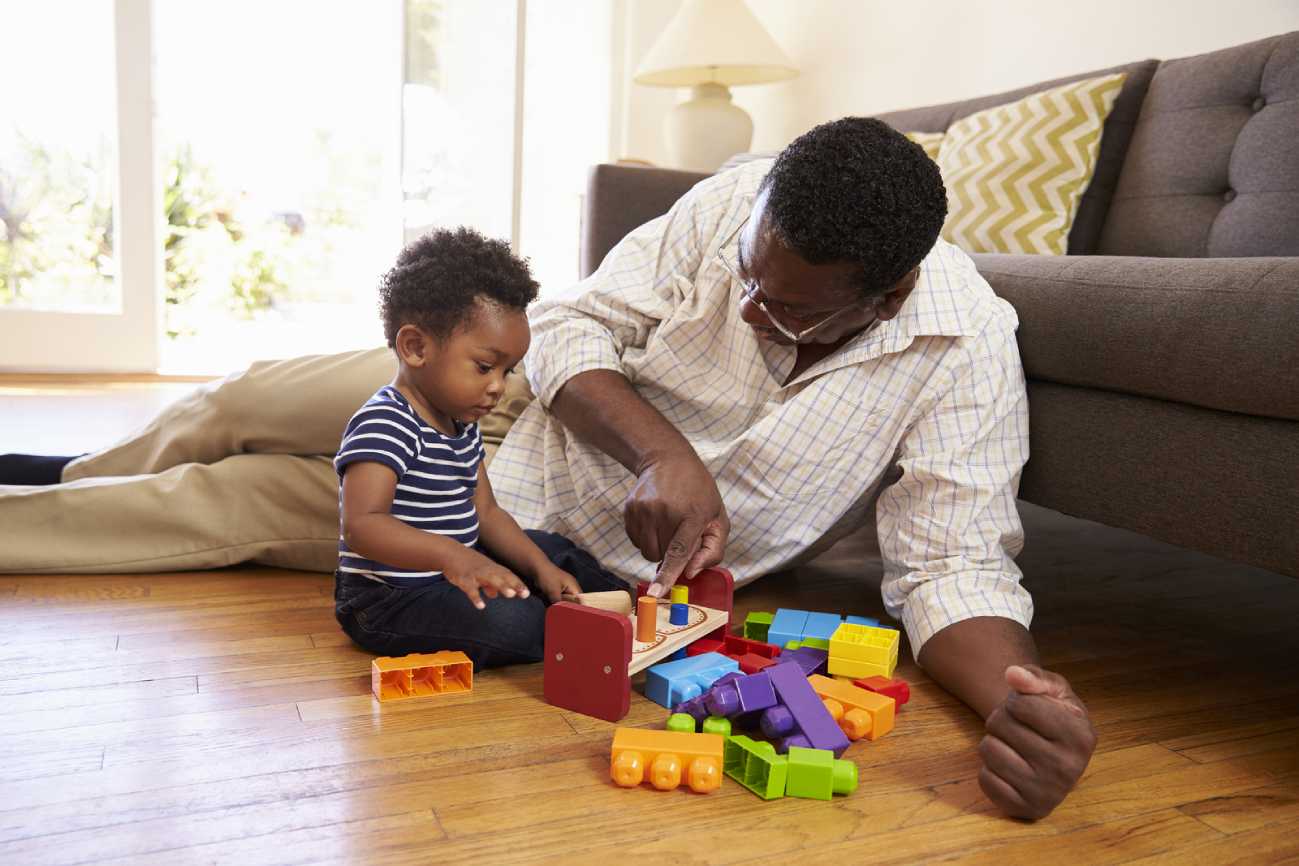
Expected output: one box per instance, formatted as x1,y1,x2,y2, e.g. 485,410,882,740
2,380,1298,865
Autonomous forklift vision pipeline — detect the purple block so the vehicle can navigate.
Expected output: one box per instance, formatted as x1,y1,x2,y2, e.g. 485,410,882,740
672,694,709,721
705,683,740,717
712,671,745,689
777,646,828,676
760,704,796,739
766,659,851,757
734,671,777,712
778,734,812,753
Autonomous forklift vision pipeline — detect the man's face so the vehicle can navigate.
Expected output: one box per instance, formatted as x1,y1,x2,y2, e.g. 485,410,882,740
735,189,917,346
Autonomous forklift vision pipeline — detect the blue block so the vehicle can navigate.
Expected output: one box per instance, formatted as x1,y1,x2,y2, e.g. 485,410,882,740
669,603,689,626
768,609,809,650
803,612,842,641
846,615,880,627
644,652,740,709
667,647,687,661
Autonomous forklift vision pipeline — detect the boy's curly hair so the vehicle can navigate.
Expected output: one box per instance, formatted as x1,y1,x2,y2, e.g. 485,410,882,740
379,227,539,345
761,117,948,297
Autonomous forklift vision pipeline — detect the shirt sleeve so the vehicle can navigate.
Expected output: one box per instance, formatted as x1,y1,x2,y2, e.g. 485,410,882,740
334,402,422,480
875,316,1034,657
524,165,754,408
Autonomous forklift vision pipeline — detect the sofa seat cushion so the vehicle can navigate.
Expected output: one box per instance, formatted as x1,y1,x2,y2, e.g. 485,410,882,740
973,253,1299,422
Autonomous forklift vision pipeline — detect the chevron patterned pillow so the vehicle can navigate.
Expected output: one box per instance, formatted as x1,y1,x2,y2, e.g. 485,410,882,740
904,131,944,162
935,73,1126,255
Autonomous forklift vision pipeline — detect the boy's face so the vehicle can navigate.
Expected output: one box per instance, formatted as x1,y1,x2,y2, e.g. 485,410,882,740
396,300,530,428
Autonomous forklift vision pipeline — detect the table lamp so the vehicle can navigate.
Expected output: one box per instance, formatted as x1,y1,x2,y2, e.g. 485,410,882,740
634,0,797,172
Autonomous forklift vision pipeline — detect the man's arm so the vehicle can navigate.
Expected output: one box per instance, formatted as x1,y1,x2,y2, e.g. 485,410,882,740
876,316,1095,820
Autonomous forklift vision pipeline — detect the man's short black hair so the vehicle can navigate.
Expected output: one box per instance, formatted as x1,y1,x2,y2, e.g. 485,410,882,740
379,227,538,345
760,116,947,298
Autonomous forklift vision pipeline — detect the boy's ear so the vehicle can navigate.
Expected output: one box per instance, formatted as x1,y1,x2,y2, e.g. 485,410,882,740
394,324,433,367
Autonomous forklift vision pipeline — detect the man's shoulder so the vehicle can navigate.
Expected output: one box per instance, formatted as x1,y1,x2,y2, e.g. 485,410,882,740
906,240,1019,340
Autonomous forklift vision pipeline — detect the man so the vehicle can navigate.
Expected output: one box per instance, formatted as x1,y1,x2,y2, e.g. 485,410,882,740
0,118,1094,818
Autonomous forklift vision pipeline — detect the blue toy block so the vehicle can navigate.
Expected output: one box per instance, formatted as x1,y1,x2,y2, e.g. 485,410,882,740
666,647,687,661
767,658,851,757
803,612,842,642
768,609,809,649
645,651,740,709
846,615,880,627
670,603,689,626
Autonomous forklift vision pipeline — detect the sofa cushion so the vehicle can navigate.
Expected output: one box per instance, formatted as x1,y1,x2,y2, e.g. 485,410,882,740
974,253,1299,422
936,73,1125,256
876,60,1158,256
1099,32,1299,257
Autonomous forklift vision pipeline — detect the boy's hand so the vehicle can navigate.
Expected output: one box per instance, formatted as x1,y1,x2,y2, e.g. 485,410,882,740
444,551,530,610
978,664,1097,820
534,565,581,604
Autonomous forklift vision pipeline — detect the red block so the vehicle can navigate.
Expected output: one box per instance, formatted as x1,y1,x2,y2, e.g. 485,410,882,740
722,634,781,661
852,675,910,707
737,653,776,674
687,638,725,657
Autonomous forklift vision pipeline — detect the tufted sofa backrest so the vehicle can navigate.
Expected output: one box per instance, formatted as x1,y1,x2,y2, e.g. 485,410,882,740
1098,32,1299,257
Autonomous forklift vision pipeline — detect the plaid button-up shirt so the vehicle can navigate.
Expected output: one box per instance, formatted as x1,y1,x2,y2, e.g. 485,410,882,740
489,159,1033,653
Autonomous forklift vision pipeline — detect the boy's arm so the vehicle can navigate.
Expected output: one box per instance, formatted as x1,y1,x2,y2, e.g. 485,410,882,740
340,461,528,608
473,463,579,602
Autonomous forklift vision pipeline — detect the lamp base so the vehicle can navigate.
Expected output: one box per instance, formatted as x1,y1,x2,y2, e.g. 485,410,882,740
664,82,754,173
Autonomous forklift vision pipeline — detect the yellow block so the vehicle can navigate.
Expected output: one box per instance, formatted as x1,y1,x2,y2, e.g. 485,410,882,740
828,623,898,678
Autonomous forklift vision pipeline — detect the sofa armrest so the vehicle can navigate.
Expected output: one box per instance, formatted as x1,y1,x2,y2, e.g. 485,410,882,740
580,164,710,279
973,254,1299,422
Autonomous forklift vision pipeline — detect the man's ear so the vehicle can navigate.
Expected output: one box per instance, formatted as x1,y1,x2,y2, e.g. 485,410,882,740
875,267,920,321
394,324,433,367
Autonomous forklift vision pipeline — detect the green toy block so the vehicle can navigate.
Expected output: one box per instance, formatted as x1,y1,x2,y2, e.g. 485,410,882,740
702,715,732,737
665,712,696,733
785,746,858,800
800,636,830,650
743,611,774,642
724,735,788,800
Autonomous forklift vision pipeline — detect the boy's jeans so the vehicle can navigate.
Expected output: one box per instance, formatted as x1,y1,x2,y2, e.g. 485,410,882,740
334,530,630,669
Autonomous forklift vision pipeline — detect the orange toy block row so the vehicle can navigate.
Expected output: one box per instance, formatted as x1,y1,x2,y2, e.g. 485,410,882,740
371,651,473,702
807,674,895,741
610,727,726,793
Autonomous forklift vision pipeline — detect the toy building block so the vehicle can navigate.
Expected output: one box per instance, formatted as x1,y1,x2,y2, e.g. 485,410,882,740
686,637,725,657
666,713,696,733
673,693,710,723
704,669,778,718
544,567,734,722
809,674,896,741
610,728,725,793
803,611,843,642
846,615,880,627
724,735,789,799
765,660,851,756
853,675,911,708
645,652,740,708
743,611,774,642
828,622,900,679
768,609,809,649
785,746,858,800
775,645,828,677
702,715,732,737
371,651,473,702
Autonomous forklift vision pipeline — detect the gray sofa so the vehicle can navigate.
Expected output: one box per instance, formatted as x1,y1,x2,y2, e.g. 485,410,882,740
578,32,1299,578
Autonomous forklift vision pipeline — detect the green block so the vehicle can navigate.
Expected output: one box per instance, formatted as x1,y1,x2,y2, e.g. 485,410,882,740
665,712,696,734
702,715,732,737
743,611,774,642
785,746,858,800
800,636,830,650
723,735,788,800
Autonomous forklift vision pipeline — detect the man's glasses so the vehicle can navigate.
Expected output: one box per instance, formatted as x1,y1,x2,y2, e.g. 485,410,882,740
714,218,863,343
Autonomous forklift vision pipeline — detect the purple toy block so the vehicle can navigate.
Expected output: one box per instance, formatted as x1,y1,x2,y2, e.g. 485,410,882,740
705,670,777,717
766,659,851,757
760,704,796,739
673,694,709,722
781,734,812,751
777,646,828,676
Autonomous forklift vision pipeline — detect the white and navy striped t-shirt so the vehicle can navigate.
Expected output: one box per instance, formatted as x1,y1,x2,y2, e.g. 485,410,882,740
334,386,484,587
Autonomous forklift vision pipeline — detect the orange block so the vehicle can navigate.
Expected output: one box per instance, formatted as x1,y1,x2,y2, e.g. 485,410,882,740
610,727,725,793
371,651,473,702
636,595,658,643
808,673,895,741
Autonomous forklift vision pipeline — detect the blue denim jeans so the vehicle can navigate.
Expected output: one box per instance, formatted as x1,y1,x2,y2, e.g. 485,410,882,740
334,530,630,670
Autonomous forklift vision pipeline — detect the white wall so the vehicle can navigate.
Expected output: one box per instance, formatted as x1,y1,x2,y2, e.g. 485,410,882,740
619,0,1299,165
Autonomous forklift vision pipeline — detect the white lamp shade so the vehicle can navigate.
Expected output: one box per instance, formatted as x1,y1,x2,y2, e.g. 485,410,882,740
634,0,798,88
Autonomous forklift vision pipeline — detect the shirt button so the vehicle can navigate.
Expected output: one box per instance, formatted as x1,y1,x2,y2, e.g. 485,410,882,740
1251,96,1266,112
1223,189,1237,203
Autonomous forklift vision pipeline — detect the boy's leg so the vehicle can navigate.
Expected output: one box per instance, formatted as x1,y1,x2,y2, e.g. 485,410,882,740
334,571,547,669
65,347,395,481
0,453,340,574
523,529,632,594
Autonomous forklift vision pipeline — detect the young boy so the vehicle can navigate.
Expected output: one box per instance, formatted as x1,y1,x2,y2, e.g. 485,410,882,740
333,227,628,668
